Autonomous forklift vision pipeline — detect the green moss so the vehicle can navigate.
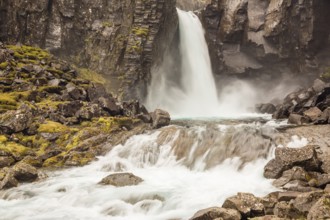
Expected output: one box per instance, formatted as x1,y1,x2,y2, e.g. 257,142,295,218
66,152,95,166
0,62,9,69
77,68,105,84
38,121,70,133
0,142,30,158
46,68,64,75
132,27,149,37
102,21,113,27
321,68,330,81
0,94,18,106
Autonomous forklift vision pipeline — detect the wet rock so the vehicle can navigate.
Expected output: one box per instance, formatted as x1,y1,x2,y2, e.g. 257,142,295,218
63,151,95,166
12,162,38,182
99,173,143,187
303,107,322,122
272,104,291,119
189,207,241,220
0,156,15,168
151,109,171,129
0,168,18,189
20,156,43,168
222,192,264,218
307,195,330,220
256,103,276,114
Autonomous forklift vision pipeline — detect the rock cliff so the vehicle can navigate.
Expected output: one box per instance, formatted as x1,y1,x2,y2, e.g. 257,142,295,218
0,0,178,100
202,0,330,82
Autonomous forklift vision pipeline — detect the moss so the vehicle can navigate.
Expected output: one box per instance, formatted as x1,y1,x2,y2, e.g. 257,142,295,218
36,100,67,110
43,153,65,167
0,135,8,143
38,121,70,133
46,68,64,75
65,152,95,166
132,27,149,37
7,45,50,61
77,67,105,84
96,117,135,133
102,21,113,27
0,62,9,69
321,68,330,81
65,127,99,151
0,94,18,106
0,141,30,158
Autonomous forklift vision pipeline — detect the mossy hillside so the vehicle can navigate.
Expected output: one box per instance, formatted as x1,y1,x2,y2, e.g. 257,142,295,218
6,45,50,61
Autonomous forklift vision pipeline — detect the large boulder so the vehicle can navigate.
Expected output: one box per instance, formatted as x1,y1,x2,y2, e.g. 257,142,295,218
307,195,330,220
151,109,171,129
222,193,264,218
189,207,241,220
99,173,143,187
12,162,38,182
264,145,321,179
303,107,322,122
0,104,34,134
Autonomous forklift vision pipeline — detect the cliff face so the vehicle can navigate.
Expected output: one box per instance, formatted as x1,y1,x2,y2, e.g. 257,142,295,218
0,0,178,100
202,0,330,81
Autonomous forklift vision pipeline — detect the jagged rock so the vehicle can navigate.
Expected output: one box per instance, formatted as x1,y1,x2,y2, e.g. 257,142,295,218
76,103,104,120
0,156,15,168
189,207,241,220
98,97,121,116
277,192,301,202
272,104,291,120
307,195,330,220
222,193,264,218
313,79,327,93
288,113,309,125
58,101,83,117
0,168,18,189
151,109,171,129
12,162,38,182
99,173,143,187
303,107,322,122
273,167,308,188
292,191,324,215
261,192,279,215
273,201,302,219
264,145,321,179
0,104,34,134
316,107,330,124
20,156,43,168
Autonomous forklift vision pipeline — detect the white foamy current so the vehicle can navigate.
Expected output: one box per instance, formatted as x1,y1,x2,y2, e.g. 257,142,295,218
0,120,297,220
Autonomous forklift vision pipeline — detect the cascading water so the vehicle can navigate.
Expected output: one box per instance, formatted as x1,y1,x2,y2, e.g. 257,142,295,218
0,122,289,220
146,9,220,117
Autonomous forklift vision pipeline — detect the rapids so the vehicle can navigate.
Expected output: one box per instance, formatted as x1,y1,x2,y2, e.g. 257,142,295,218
0,120,291,220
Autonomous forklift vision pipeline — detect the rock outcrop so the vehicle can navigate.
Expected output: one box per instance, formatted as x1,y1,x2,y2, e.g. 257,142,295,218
0,44,170,190
0,0,178,100
202,0,330,81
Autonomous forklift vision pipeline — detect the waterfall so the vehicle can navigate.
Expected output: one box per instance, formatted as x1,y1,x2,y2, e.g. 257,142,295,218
146,9,220,117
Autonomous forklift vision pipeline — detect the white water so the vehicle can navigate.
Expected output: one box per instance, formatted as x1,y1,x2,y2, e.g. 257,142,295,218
146,9,221,117
0,122,282,220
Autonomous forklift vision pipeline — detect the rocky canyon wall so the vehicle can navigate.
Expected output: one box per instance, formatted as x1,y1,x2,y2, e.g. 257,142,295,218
202,0,330,82
0,0,178,100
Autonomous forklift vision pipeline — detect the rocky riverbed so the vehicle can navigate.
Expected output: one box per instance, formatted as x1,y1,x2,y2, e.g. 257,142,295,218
0,43,170,190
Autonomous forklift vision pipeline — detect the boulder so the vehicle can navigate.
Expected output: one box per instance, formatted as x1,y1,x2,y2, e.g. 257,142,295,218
292,191,324,214
0,104,34,134
222,193,264,218
151,109,171,129
58,100,83,117
264,145,321,179
312,79,327,93
273,201,302,219
307,195,330,220
99,173,143,187
0,168,18,189
273,167,308,188
98,97,121,116
303,107,322,122
0,156,15,168
277,191,301,202
256,103,276,114
316,107,330,124
189,207,241,220
288,113,309,125
12,162,38,182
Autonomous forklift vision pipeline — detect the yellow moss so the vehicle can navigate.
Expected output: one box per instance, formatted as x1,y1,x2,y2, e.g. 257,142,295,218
96,117,135,133
321,68,330,81
38,121,70,133
66,152,95,166
0,135,8,143
0,142,30,158
6,45,50,61
0,94,17,106
65,127,99,151
132,27,149,37
46,68,64,75
77,67,106,84
43,152,66,167
0,62,9,69
102,21,113,27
